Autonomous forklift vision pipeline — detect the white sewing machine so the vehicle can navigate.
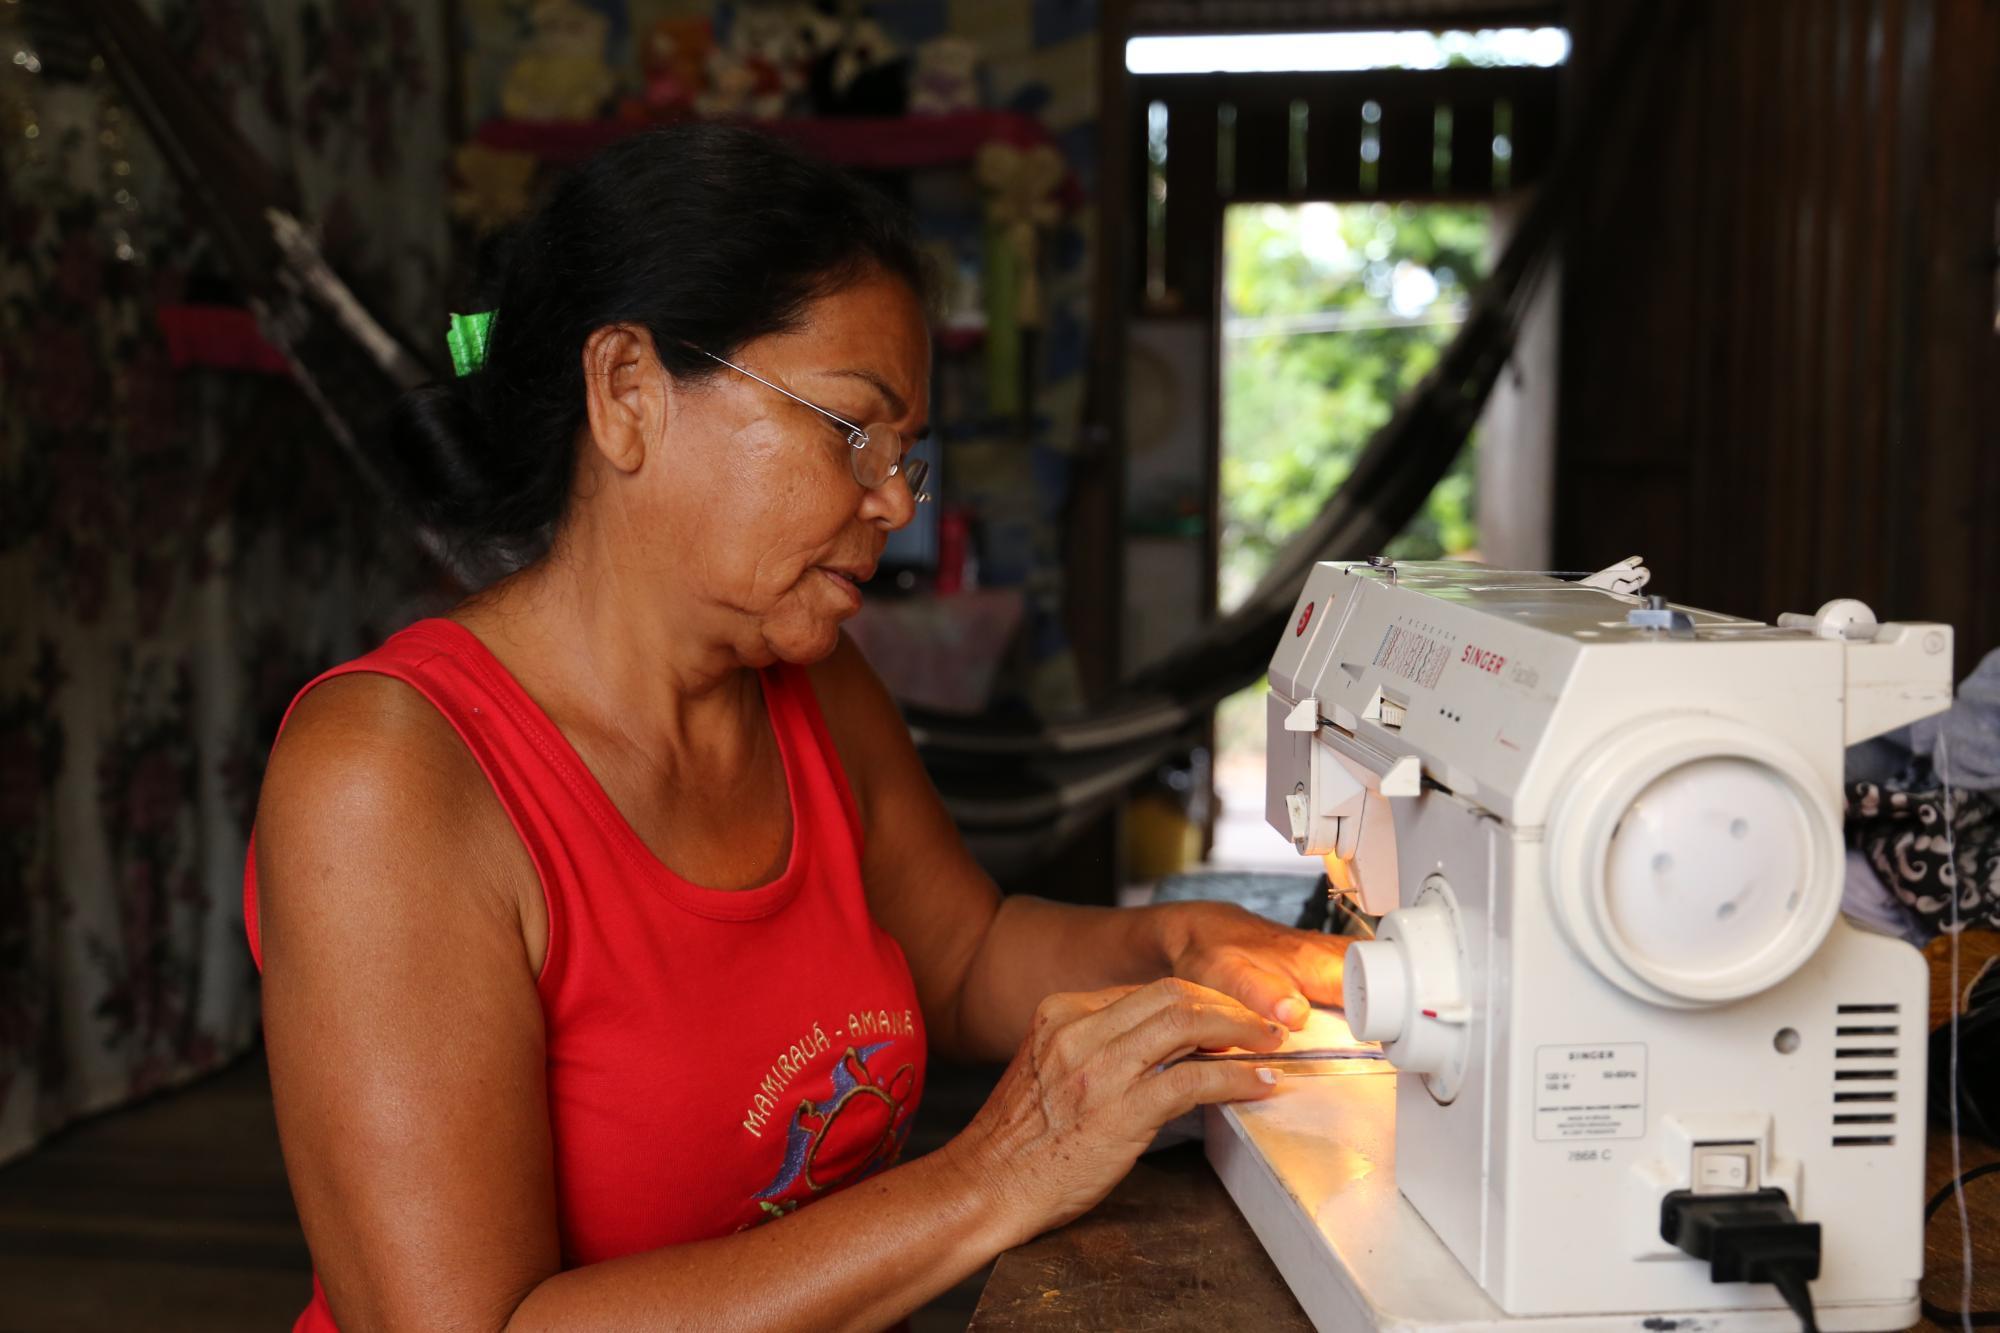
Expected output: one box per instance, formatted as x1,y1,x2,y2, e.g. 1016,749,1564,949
1206,558,1954,1332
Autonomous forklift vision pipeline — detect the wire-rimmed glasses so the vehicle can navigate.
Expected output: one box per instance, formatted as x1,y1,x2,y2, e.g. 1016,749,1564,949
696,349,931,502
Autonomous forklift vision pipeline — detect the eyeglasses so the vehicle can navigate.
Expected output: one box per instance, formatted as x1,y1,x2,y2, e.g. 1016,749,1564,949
696,350,931,503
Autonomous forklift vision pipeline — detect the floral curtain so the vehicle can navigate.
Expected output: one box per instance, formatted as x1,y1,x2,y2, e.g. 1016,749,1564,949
0,0,450,1163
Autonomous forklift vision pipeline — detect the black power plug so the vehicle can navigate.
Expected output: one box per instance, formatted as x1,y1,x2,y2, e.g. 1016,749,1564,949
1660,1188,1822,1332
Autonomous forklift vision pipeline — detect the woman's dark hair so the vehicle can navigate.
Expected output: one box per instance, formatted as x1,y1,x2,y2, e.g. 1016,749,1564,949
389,123,929,573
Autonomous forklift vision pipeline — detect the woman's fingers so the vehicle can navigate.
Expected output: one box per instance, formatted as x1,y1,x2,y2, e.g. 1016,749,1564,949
960,977,1292,1243
1033,981,1198,1077
1290,934,1350,1007
1035,985,1138,1030
1139,1058,1283,1121
1087,976,1255,1038
1104,992,1284,1075
1201,954,1318,1030
1196,935,1351,1027
1165,903,1358,1025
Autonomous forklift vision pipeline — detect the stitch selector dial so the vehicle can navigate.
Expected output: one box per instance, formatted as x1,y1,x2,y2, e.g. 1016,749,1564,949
1343,875,1470,1103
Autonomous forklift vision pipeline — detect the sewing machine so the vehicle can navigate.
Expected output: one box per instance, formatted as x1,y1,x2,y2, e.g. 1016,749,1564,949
1206,558,1954,1331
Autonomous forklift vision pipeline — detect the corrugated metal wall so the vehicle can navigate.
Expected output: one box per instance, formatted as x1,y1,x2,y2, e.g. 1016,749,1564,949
1557,0,2000,673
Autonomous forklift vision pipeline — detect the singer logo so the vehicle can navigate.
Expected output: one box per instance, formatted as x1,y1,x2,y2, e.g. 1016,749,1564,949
1296,602,1315,636
1462,644,1506,675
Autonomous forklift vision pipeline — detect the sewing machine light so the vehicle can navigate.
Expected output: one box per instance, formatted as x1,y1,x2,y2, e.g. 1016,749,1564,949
1550,716,1843,1010
1271,693,1407,915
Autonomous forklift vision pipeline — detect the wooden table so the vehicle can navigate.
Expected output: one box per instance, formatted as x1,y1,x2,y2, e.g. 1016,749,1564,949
968,1141,1312,1331
970,1135,1999,1331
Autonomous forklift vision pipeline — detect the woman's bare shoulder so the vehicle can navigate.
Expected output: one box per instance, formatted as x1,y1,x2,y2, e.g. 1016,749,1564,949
804,634,906,766
261,672,485,826
804,632,956,845
254,671,535,969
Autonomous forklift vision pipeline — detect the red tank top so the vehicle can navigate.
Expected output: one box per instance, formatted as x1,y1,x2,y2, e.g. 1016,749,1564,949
244,619,927,1332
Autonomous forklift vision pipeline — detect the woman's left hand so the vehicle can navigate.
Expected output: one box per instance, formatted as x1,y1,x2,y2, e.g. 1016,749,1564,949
1162,901,1351,1031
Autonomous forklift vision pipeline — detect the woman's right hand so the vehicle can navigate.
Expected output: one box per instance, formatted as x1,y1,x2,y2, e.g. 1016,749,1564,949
944,977,1287,1246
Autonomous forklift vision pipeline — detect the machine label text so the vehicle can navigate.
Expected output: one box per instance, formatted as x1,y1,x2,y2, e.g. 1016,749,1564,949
1461,643,1506,675
1534,1043,1647,1142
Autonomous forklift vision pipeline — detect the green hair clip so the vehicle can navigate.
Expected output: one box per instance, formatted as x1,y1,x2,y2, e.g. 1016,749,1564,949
446,310,495,377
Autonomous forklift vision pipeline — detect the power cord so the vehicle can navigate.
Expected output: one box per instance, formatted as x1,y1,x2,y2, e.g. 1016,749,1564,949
1660,1188,1821,1332
1654,1164,2000,1330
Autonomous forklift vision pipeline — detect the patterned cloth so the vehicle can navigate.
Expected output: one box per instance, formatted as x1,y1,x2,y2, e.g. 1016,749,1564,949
0,0,447,1163
1841,849,1927,946
1847,779,2000,940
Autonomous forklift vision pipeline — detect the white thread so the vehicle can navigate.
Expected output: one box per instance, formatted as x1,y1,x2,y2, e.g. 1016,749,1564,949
1937,728,1973,1333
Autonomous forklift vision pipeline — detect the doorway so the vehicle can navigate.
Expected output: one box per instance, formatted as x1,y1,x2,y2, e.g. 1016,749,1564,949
1209,199,1490,868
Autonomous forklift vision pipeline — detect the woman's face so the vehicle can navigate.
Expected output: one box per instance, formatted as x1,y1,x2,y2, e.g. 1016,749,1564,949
600,269,931,668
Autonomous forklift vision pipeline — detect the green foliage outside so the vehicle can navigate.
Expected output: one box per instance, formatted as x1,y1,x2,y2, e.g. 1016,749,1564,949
1219,201,1490,612
1213,202,1491,767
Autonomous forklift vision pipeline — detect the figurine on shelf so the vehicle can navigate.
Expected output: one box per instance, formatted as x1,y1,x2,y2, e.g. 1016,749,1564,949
450,142,540,231
632,16,712,120
927,238,986,345
909,35,980,116
788,4,844,84
977,142,1064,324
698,4,808,120
976,141,1066,417
808,14,909,117
499,0,617,123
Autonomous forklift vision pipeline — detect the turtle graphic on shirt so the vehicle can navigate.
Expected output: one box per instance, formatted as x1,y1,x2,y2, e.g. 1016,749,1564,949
748,1041,917,1221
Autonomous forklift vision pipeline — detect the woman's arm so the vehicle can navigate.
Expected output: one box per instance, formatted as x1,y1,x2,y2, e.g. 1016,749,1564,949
260,674,1284,1332
947,895,1347,1063
512,976,1281,1331
810,638,1348,1064
507,1144,1001,1331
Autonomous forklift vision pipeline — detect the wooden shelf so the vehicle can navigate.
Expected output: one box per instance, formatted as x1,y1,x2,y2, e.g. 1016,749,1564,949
474,109,1054,172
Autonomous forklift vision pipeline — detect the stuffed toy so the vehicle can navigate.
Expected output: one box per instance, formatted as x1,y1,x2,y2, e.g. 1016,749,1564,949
451,143,540,230
976,140,1066,414
699,5,809,120
635,16,713,118
499,0,616,122
909,35,980,115
977,141,1065,326
808,14,908,116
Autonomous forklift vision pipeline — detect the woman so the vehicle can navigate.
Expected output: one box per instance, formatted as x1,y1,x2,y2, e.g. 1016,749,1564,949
250,123,1347,1332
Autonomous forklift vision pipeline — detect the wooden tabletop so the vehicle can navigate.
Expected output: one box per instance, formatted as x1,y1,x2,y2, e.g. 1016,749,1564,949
968,1140,1312,1331
970,1133,1999,1331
